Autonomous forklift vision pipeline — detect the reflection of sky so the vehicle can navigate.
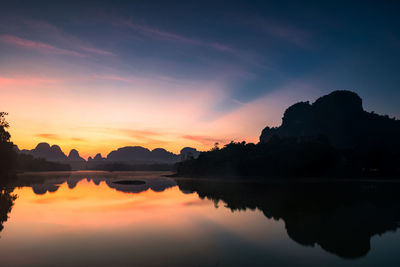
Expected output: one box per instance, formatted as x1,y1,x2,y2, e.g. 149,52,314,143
0,178,399,266
1,2,400,158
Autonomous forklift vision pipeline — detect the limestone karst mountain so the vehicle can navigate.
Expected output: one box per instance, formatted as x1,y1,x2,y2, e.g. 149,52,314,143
17,143,201,170
260,90,400,149
68,149,85,162
106,146,179,163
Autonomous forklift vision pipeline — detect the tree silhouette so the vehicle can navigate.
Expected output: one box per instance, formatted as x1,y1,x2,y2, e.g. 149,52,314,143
0,112,16,177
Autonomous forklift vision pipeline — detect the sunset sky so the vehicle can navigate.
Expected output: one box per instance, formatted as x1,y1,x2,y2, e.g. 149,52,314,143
1,1,400,158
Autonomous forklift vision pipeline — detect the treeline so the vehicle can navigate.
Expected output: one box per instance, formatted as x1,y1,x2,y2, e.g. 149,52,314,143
0,112,17,179
176,137,400,178
17,154,71,172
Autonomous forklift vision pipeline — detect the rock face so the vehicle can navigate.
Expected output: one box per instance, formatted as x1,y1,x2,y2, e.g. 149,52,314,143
260,90,400,149
67,149,85,162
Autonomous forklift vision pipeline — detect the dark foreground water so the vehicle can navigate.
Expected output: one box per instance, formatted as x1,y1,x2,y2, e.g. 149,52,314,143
1,171,399,267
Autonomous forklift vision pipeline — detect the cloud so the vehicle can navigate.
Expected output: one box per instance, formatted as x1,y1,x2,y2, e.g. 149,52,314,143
252,18,312,47
117,128,163,138
0,76,60,87
85,127,171,146
23,19,115,56
119,20,235,53
0,34,86,57
182,135,228,146
71,137,85,142
76,45,114,56
91,74,132,83
35,133,61,140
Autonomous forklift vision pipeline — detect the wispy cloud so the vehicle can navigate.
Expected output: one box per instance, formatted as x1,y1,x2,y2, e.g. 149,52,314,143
119,20,234,53
0,34,86,57
252,18,312,47
23,19,115,56
0,76,61,86
35,133,61,140
117,128,163,138
78,45,114,56
71,137,85,142
182,135,228,146
89,127,171,146
91,74,132,83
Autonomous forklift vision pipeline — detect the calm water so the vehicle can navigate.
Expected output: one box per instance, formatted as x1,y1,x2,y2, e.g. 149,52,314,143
1,171,399,267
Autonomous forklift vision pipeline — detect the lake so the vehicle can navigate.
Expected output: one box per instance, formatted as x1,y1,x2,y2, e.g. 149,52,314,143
1,171,399,267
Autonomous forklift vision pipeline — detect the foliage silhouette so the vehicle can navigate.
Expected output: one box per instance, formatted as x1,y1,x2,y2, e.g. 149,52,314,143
0,112,17,178
17,153,71,172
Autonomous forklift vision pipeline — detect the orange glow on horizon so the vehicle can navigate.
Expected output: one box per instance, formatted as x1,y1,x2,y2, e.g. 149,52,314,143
1,72,284,158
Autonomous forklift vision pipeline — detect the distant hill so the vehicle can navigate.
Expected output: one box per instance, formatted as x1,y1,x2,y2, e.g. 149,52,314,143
106,146,180,163
68,149,85,162
260,90,400,150
21,143,68,161
17,143,201,171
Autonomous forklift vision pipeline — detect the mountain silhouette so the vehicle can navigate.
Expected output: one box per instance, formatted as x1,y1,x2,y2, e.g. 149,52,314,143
176,90,400,177
17,143,200,171
21,142,68,161
106,146,179,163
67,149,85,162
87,153,106,163
260,90,400,149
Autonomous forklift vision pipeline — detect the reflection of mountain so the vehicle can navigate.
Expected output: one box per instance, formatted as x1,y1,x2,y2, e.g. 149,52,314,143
0,189,17,233
176,179,400,259
17,172,176,195
106,178,176,193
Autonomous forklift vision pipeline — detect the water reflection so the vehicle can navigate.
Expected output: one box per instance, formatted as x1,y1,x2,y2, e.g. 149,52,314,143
176,179,400,258
14,171,176,195
0,189,17,234
0,172,399,266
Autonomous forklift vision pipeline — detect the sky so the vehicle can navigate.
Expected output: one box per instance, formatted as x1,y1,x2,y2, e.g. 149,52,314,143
1,1,399,159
